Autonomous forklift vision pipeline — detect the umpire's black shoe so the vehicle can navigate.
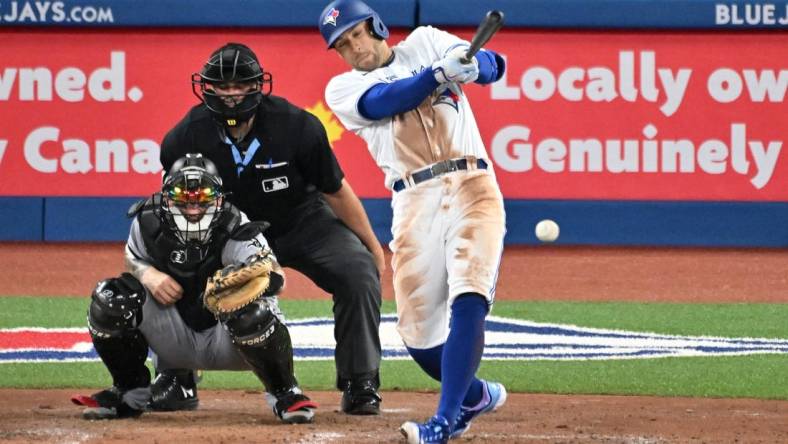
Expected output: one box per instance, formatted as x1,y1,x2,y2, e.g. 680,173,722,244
148,369,199,412
341,379,382,415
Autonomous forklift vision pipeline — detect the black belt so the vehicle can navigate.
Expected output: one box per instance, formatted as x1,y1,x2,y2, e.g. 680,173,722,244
392,158,488,192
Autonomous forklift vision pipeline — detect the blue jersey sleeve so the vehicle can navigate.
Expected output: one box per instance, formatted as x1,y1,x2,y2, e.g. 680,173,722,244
357,49,505,120
358,69,439,120
475,49,506,85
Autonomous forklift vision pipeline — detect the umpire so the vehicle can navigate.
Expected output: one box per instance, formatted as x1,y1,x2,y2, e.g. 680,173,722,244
159,42,384,415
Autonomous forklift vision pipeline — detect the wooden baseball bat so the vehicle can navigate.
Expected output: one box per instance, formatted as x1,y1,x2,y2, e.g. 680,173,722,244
461,10,505,64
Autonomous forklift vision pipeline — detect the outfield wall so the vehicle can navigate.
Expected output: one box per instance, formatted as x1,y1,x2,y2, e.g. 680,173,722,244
0,1,786,246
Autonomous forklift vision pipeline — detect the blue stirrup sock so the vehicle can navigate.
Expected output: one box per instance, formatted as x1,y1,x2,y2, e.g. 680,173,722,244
405,294,489,424
407,344,485,407
437,294,488,425
406,344,443,381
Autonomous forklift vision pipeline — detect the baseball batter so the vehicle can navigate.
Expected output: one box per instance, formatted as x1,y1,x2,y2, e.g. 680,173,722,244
319,1,507,442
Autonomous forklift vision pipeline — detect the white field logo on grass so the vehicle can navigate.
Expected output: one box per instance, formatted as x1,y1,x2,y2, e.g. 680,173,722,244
1,315,787,363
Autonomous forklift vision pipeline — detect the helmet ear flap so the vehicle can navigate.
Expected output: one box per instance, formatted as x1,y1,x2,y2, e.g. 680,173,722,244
370,15,389,40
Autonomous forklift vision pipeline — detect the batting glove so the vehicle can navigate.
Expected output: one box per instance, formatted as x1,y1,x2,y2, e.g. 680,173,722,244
432,46,479,84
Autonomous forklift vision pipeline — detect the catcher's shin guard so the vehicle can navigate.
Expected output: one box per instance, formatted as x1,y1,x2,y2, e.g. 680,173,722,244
224,299,299,394
88,274,150,391
91,333,151,391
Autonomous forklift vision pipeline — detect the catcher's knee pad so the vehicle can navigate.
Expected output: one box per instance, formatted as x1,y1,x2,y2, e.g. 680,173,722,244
88,272,146,339
223,298,286,348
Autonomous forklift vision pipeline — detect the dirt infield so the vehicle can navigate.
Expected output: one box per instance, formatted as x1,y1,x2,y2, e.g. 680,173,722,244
1,389,787,443
1,243,787,442
2,242,786,302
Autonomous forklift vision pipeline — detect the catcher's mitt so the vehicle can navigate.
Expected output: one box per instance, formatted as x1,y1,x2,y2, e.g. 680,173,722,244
203,251,274,316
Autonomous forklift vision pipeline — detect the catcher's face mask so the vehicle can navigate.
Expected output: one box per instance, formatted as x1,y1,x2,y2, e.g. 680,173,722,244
161,163,224,245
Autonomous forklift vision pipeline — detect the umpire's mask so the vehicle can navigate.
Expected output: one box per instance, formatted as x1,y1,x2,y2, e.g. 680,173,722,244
191,42,272,127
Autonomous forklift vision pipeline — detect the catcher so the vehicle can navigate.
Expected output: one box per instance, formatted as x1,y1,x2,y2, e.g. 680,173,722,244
71,153,317,423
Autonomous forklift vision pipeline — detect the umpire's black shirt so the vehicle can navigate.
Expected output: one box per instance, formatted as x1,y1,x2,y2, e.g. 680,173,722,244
161,96,345,240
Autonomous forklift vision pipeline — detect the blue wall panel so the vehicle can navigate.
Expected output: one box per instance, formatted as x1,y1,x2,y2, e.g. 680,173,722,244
3,0,779,29
4,197,787,247
0,0,418,28
0,198,44,241
44,197,140,242
356,199,788,248
418,0,784,29
361,198,393,245
504,200,788,247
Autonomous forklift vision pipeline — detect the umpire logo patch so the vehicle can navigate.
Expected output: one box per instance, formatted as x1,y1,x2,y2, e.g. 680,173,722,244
262,176,289,193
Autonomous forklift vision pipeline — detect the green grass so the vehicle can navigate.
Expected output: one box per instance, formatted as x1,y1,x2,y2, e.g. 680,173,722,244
1,297,787,399
494,300,788,338
3,357,787,399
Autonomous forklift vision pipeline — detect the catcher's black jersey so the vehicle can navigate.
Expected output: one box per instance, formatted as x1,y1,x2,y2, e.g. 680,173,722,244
160,96,345,239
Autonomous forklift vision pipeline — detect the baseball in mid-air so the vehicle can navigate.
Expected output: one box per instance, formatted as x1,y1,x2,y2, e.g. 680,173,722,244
535,219,560,242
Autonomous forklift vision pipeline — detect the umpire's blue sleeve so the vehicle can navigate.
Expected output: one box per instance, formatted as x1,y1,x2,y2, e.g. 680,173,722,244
358,69,439,120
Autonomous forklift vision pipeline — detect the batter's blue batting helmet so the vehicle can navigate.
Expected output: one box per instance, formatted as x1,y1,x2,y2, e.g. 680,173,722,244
318,0,389,49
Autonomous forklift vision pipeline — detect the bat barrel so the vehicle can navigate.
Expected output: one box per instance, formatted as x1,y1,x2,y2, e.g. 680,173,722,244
461,10,505,64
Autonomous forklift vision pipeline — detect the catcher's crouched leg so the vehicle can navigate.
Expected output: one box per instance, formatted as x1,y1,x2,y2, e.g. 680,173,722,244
72,273,151,420
222,295,318,424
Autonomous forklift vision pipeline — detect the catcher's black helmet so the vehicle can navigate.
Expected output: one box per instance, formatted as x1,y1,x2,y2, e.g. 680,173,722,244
191,43,273,127
160,153,225,246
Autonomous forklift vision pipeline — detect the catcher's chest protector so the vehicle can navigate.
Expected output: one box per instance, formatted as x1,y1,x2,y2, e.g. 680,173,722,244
137,203,242,330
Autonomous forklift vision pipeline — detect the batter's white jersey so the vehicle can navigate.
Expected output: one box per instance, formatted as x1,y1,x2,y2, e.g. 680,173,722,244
325,26,492,191
326,26,506,349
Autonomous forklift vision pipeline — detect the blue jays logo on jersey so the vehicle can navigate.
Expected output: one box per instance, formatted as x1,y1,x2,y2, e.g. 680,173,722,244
323,8,339,26
432,87,460,112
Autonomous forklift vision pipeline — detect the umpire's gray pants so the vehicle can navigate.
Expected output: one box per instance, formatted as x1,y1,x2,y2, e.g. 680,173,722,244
138,293,250,372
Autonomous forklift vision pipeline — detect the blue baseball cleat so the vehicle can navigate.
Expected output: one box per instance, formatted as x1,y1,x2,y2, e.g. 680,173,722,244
450,380,507,439
400,414,451,444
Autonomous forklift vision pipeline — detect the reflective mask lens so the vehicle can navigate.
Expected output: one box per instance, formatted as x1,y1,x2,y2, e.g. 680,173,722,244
167,185,218,206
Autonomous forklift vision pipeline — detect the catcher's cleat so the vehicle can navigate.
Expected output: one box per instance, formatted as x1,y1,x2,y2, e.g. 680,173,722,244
340,378,382,415
270,388,318,424
148,369,199,412
400,415,451,444
72,386,145,420
449,380,507,439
